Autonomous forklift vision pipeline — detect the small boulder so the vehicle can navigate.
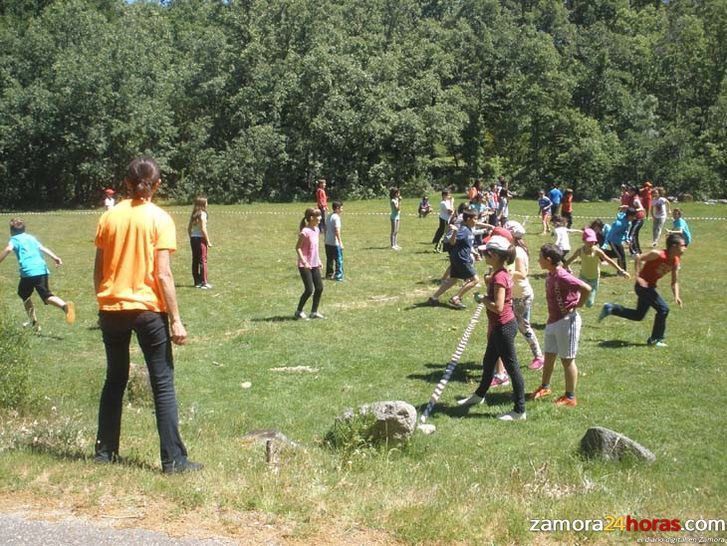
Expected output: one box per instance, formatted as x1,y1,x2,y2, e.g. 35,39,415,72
329,401,417,448
580,426,655,463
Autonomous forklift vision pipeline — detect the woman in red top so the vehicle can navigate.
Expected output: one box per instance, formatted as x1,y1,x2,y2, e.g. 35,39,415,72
640,181,653,218
599,233,685,347
457,235,526,421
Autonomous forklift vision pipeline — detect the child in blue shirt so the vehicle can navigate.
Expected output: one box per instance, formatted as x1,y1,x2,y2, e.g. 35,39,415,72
667,208,691,246
605,208,636,271
0,218,75,331
427,209,480,309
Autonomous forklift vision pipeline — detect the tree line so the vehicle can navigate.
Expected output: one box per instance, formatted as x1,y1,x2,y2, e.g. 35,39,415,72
0,0,725,208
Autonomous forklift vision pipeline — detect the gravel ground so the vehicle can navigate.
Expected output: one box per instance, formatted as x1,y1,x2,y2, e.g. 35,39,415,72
0,512,238,545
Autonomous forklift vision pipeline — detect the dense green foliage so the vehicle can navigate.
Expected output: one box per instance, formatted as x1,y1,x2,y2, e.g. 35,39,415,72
1,0,725,207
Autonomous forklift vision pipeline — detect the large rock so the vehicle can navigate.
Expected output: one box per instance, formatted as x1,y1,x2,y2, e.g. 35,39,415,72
580,426,656,463
331,401,417,447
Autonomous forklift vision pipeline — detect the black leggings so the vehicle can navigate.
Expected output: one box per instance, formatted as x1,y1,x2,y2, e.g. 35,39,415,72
475,319,525,414
610,242,626,271
432,218,448,245
297,267,323,313
629,219,644,254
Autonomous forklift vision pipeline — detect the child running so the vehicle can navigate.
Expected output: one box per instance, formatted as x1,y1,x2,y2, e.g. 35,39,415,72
187,196,213,289
565,228,630,307
427,209,479,309
599,233,686,347
537,190,552,234
551,215,580,258
294,208,325,320
531,244,591,407
457,235,526,421
650,188,670,247
390,187,402,250
0,218,75,330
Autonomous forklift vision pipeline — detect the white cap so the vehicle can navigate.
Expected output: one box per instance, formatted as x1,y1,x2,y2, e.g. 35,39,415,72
505,221,525,238
485,235,512,253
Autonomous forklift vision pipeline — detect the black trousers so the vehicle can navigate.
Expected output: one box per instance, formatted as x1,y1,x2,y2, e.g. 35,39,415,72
475,319,526,413
432,218,447,245
297,267,323,313
96,311,189,471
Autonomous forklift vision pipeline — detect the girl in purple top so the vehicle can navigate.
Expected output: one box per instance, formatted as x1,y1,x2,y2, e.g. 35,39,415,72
295,208,324,320
531,244,591,407
458,235,526,421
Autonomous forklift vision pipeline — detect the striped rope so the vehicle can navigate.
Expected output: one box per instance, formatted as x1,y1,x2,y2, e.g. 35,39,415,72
420,302,485,424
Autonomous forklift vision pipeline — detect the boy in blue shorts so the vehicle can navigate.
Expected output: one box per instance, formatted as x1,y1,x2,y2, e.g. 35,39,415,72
0,218,75,330
427,209,480,309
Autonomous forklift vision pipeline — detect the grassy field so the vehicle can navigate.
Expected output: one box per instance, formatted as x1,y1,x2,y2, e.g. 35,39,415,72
0,197,725,544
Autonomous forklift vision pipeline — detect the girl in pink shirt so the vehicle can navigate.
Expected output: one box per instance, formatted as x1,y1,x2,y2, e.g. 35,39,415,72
531,244,591,407
458,235,526,421
295,208,324,320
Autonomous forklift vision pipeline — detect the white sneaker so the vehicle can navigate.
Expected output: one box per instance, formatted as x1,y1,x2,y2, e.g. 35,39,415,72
498,410,527,421
310,312,326,319
294,310,309,320
199,283,213,290
457,394,484,407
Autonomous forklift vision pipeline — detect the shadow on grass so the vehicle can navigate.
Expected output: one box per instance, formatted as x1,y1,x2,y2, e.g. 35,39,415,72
250,316,298,322
418,394,514,419
19,444,157,472
361,246,394,250
35,332,64,341
414,278,444,286
407,361,480,384
597,339,645,348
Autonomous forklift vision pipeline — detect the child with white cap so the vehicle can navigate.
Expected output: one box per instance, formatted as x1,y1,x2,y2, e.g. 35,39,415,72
458,234,527,421
505,220,545,370
565,228,630,307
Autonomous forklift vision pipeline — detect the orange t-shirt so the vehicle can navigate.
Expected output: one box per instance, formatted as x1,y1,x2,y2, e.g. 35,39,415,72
95,199,176,312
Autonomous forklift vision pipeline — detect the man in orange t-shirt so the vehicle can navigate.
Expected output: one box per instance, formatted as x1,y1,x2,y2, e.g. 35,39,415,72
93,157,201,474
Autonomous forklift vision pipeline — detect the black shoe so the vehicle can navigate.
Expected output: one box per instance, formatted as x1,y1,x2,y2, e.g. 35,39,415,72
163,460,203,475
94,452,123,465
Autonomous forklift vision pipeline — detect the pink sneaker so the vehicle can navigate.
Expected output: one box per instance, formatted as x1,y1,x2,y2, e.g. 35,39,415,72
529,356,544,370
490,373,510,387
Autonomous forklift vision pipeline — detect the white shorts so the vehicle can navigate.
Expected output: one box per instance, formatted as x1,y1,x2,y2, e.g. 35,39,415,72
544,312,581,359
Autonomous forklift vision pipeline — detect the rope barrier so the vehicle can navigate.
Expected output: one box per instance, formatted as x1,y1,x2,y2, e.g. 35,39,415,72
419,302,485,425
1,210,725,221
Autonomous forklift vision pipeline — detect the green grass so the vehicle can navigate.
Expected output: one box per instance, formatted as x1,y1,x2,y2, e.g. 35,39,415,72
0,198,725,544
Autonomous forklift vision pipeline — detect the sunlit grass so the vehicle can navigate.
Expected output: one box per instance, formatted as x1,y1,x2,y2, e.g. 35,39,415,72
0,197,724,543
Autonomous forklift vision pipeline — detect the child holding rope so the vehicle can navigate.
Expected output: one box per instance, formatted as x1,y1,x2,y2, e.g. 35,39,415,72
457,235,526,421
565,228,629,308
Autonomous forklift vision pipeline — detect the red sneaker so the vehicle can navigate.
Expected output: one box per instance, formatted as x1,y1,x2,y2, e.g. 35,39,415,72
555,395,577,407
530,386,552,400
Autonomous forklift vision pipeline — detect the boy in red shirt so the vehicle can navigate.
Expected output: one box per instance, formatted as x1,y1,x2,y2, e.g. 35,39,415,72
315,179,328,232
599,233,685,347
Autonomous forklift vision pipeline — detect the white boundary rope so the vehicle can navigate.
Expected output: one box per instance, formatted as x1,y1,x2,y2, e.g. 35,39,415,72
2,210,725,220
420,302,486,424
